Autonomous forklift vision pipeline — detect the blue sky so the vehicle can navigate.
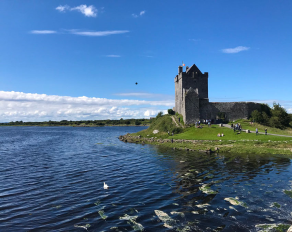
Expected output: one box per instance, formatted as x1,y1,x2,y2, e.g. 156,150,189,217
0,0,292,122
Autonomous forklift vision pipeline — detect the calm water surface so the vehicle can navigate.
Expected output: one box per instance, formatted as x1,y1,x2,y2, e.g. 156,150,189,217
0,126,292,231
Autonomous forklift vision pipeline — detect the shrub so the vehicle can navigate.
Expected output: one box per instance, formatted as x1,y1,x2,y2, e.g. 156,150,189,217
172,127,183,134
156,111,164,118
135,120,141,125
269,116,283,129
168,109,175,115
251,110,263,123
271,102,290,128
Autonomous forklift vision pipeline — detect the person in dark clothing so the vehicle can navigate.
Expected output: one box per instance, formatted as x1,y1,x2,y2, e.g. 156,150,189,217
265,128,267,135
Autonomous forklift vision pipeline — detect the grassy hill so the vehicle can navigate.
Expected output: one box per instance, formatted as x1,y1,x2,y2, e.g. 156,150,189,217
134,115,292,142
228,119,292,136
129,115,292,154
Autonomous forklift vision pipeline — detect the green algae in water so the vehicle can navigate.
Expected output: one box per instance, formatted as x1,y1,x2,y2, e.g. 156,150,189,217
224,197,247,207
170,211,185,218
272,202,281,208
74,224,90,231
98,210,108,220
127,208,139,214
94,200,101,206
199,184,217,194
120,214,144,231
284,190,292,198
256,223,290,232
120,214,138,221
154,210,176,229
130,220,144,231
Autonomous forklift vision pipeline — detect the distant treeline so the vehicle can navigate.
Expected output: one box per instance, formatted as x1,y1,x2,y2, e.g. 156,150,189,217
251,103,292,129
0,118,151,127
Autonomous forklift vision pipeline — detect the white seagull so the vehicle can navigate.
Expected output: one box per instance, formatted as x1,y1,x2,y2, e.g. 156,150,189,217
104,182,109,189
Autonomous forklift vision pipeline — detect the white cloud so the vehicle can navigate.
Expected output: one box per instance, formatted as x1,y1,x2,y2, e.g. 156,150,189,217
69,30,129,36
30,30,57,34
115,92,174,101
0,91,173,122
71,5,97,17
56,5,70,12
106,55,121,58
222,46,250,54
189,39,200,42
144,109,167,117
132,10,145,18
30,30,129,37
55,4,97,17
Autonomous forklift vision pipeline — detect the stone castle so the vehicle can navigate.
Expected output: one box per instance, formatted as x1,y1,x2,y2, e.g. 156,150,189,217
174,63,263,125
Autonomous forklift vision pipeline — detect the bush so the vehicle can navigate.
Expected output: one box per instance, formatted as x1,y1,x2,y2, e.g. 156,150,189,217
269,116,283,129
156,111,164,118
172,127,183,134
251,110,263,123
135,120,141,125
250,103,291,129
168,109,175,115
124,120,131,125
262,112,270,125
271,102,290,128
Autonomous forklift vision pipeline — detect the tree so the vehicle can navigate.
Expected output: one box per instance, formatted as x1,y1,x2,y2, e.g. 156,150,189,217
262,112,270,125
251,110,263,123
156,111,163,118
135,120,141,125
168,109,175,115
271,102,290,128
124,120,131,125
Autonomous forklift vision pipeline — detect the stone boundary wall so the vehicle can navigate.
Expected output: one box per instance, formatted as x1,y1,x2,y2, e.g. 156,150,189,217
200,102,262,121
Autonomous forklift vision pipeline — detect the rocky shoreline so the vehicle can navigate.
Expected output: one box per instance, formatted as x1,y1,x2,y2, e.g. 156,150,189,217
118,133,220,154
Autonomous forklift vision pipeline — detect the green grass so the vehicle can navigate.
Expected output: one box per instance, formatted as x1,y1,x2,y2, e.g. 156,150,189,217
170,125,292,142
133,115,182,138
175,113,184,126
128,115,292,154
135,116,292,142
229,119,292,136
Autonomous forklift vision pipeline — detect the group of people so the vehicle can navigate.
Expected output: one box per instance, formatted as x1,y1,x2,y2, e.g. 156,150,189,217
255,128,268,135
232,123,242,132
195,119,212,128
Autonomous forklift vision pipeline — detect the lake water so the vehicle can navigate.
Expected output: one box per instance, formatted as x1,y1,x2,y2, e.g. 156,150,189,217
0,126,292,232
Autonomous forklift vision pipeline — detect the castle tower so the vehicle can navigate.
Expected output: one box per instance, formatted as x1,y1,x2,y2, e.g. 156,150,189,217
174,64,209,124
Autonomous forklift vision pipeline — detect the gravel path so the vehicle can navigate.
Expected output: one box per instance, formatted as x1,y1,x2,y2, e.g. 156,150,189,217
222,124,292,138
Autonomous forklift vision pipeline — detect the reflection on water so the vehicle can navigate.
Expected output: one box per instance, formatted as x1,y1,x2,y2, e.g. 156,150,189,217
0,126,292,231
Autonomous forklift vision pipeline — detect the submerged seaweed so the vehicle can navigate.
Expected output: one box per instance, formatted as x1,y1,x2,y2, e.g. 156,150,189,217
154,210,176,229
119,214,144,231
98,210,108,220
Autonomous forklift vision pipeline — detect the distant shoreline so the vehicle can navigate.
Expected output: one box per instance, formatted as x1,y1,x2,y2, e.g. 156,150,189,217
0,124,150,127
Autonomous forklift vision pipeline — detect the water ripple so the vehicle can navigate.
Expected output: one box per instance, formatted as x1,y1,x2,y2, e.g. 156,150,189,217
0,127,292,231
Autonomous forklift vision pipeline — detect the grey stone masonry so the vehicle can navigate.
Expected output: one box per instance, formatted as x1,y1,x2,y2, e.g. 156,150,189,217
174,63,264,125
